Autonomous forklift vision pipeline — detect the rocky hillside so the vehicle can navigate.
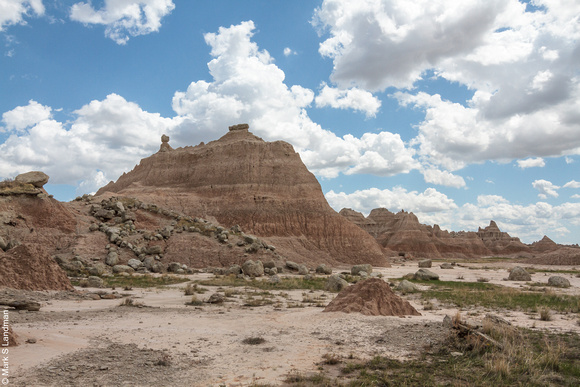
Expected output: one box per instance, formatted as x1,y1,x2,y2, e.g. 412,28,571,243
95,125,388,267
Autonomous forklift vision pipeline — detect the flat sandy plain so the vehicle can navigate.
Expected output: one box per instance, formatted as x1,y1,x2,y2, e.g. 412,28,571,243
6,261,580,386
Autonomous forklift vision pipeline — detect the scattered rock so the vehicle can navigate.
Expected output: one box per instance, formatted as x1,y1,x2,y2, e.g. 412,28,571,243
508,266,531,281
242,260,264,277
87,276,105,288
127,259,143,270
548,276,571,288
351,264,373,276
105,251,118,266
207,293,225,304
418,259,432,268
323,278,421,316
285,261,300,271
395,280,418,293
440,263,454,269
325,274,349,292
315,264,332,275
112,265,134,274
414,269,439,281
298,264,309,275
0,300,41,311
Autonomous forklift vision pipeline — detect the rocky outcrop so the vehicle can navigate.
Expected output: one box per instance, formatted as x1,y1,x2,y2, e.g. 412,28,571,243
477,221,529,255
95,125,388,267
341,208,489,259
0,244,73,291
323,278,421,316
14,171,49,188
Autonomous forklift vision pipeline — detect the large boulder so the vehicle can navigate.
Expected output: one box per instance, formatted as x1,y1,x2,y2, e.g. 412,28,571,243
325,274,349,292
351,264,373,276
414,268,439,281
396,279,418,293
14,171,49,188
548,276,571,288
242,260,264,277
315,264,333,275
418,259,432,268
508,266,531,281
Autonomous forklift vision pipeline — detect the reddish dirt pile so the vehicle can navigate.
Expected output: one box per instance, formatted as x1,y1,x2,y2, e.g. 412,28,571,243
6,325,18,347
0,244,73,291
323,278,421,316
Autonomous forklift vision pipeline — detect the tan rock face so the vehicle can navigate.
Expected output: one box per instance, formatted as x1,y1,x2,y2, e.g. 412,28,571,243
96,127,388,267
14,171,49,188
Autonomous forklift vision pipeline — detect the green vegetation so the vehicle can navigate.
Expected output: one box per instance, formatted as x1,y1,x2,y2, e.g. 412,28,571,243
283,326,580,386
103,274,189,288
197,274,331,291
398,278,580,313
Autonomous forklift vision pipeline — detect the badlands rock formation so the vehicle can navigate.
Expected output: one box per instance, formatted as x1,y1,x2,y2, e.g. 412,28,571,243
340,208,580,262
96,125,388,267
341,208,489,259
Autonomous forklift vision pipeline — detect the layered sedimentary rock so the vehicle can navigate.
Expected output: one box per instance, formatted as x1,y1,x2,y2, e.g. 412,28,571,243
341,208,489,259
0,180,77,255
476,221,529,255
0,244,73,290
96,126,388,267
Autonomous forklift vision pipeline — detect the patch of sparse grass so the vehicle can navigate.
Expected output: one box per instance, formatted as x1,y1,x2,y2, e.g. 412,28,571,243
401,278,580,313
197,274,330,291
243,295,275,307
184,283,207,295
323,327,580,386
104,274,189,289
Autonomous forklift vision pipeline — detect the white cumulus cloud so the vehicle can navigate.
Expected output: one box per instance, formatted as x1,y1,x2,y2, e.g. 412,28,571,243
315,83,381,117
0,0,44,31
172,21,418,179
517,157,545,169
70,0,175,44
532,179,560,198
2,99,52,132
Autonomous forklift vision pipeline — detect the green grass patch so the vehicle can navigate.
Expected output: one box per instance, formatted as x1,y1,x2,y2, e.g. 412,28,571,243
102,274,189,288
299,328,580,386
197,275,331,291
403,278,580,313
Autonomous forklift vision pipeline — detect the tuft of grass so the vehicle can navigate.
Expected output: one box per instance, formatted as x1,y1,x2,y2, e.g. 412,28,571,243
242,337,266,345
185,294,203,306
539,307,553,321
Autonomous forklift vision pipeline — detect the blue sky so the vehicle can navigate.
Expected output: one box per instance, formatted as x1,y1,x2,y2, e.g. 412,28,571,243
1,0,579,244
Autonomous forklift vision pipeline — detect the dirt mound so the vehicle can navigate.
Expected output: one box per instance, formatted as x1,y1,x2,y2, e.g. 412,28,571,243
95,127,388,267
0,244,73,291
323,278,420,316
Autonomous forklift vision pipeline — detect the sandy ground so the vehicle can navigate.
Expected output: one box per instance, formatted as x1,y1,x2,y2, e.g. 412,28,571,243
5,262,580,386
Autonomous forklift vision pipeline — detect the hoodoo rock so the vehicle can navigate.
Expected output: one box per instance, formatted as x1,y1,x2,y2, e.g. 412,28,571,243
323,278,421,316
477,221,529,255
14,171,49,188
95,125,388,267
